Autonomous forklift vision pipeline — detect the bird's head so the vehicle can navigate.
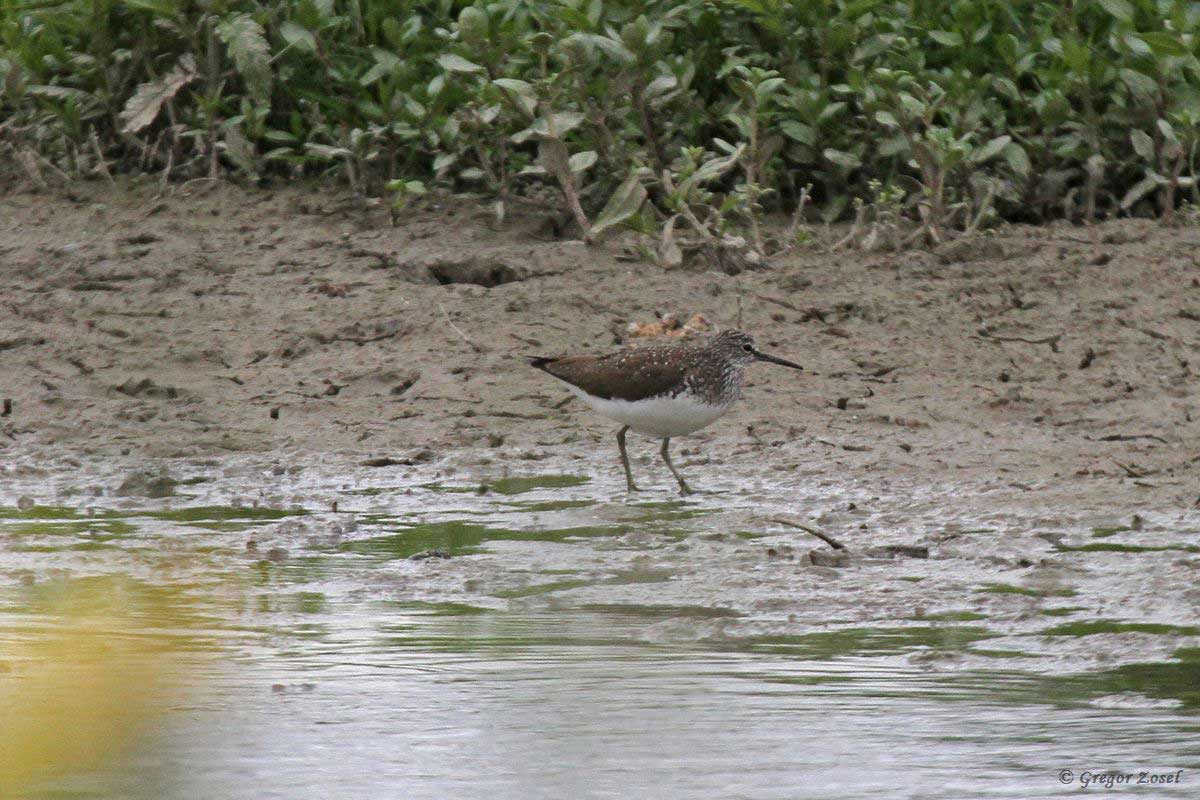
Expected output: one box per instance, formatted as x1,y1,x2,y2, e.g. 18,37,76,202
712,329,803,371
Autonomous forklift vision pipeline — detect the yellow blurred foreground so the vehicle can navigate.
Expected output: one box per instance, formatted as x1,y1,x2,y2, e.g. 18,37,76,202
0,577,212,797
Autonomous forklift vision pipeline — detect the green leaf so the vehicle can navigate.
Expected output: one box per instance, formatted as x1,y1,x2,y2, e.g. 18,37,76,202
371,48,402,72
1003,142,1031,177
928,30,963,47
305,143,352,159
457,6,489,46
689,150,742,186
1119,68,1158,101
437,53,485,74
1130,129,1155,160
263,147,299,162
1062,37,1091,73
216,14,272,106
1157,118,1179,144
1097,0,1133,23
568,150,597,173
817,101,847,123
779,120,815,145
1122,33,1152,56
387,180,427,205
119,53,196,134
523,112,586,140
970,134,1011,164
585,34,636,64
823,148,861,169
712,138,739,154
878,134,909,157
898,92,924,117
591,174,647,235
493,79,536,116
754,76,787,101
359,63,389,86
992,77,1019,101
1137,32,1190,57
874,110,899,128
280,21,316,53
645,74,678,99
493,78,533,96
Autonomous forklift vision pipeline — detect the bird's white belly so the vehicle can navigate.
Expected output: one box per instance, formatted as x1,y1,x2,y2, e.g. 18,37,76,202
569,387,730,437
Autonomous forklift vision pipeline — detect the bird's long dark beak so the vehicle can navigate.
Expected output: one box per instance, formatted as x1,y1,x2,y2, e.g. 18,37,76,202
752,348,803,371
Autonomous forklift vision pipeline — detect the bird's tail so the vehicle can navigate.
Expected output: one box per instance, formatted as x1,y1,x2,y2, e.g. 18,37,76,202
526,355,558,371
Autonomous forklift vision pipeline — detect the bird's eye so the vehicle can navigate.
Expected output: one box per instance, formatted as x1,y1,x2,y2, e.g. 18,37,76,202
742,344,753,352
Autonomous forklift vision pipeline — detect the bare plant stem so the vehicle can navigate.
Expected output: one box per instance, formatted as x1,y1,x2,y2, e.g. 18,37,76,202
661,171,716,244
962,182,996,236
743,94,765,255
1163,153,1184,225
540,101,592,243
777,184,811,256
833,203,868,250
632,80,667,177
91,131,115,187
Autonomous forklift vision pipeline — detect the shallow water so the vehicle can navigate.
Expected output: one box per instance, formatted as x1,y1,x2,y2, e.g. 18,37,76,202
1,457,1197,798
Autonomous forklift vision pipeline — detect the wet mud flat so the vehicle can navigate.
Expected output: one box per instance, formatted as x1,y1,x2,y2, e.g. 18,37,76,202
1,451,1199,798
1,180,1199,796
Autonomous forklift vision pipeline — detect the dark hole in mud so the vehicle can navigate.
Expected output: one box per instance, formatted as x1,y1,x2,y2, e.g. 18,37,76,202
427,259,522,287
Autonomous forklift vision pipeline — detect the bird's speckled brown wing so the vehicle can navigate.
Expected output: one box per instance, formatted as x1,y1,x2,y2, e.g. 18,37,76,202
529,345,695,402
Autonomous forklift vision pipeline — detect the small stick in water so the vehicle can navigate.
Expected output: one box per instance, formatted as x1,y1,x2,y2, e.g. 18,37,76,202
770,517,847,550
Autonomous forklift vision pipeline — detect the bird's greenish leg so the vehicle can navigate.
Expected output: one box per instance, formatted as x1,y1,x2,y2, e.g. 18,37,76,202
659,437,694,495
617,425,639,492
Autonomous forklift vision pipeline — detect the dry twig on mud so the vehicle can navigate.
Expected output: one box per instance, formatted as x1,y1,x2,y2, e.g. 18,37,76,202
976,328,1063,352
1096,433,1169,444
1110,459,1155,478
438,303,484,353
754,294,802,313
770,517,847,550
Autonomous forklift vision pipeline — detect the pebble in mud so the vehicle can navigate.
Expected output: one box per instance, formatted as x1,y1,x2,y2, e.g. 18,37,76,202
808,549,851,568
410,549,451,561
16,496,34,511
115,469,177,498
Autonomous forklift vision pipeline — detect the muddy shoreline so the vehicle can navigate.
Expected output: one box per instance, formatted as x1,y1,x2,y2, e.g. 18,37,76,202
3,179,1197,509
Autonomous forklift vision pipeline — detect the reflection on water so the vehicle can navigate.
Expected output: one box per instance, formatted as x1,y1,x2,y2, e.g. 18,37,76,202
170,609,1200,800
1,475,1198,799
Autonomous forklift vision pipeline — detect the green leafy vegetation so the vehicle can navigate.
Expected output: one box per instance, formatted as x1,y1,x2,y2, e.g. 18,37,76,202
1041,620,1200,637
976,582,1077,598
339,519,627,558
4,0,1199,256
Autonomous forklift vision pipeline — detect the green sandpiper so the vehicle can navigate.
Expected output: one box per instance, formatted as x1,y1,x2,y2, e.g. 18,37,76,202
529,329,803,494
